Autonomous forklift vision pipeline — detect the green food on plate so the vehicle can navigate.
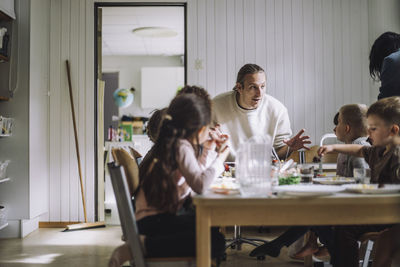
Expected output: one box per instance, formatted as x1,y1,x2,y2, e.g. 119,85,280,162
278,175,301,185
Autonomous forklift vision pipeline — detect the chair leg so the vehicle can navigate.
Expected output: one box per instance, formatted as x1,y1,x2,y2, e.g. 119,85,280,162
362,240,374,267
239,239,262,247
243,237,268,244
225,225,269,251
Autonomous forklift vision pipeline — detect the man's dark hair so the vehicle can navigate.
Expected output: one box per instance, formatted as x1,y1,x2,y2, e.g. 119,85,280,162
234,64,265,90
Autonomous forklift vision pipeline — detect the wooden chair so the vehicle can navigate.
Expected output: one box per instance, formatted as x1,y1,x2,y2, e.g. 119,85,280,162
111,148,140,198
129,146,143,165
288,145,338,164
107,162,195,267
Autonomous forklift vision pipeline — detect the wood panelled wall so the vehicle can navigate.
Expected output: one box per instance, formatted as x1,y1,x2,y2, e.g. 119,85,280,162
45,0,370,222
45,0,95,222
187,0,371,145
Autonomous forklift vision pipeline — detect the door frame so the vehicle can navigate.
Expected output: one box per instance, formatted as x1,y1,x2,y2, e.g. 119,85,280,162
94,2,187,221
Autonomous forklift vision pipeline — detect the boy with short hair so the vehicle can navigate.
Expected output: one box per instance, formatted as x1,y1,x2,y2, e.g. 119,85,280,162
334,104,370,177
319,96,400,267
250,105,371,259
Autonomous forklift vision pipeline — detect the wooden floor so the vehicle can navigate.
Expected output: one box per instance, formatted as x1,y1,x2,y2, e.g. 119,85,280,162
0,226,306,267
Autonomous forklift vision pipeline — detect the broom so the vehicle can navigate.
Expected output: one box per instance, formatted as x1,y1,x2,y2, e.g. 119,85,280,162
64,60,105,231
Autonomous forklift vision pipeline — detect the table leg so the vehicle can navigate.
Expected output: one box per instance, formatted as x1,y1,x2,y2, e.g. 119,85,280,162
196,206,211,267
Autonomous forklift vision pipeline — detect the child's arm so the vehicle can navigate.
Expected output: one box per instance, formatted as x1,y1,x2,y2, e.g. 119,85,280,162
318,144,364,157
177,140,229,194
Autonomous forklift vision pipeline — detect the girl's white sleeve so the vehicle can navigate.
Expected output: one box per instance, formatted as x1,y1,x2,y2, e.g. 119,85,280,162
177,141,224,194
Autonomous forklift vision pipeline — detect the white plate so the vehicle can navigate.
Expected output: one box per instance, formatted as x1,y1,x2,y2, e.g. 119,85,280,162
313,177,356,185
342,184,400,194
274,184,345,197
210,178,240,195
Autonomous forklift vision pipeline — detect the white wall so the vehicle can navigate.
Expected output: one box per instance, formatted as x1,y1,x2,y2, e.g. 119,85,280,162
45,0,95,222
102,55,183,117
0,0,50,238
29,0,50,221
0,0,31,231
187,0,371,145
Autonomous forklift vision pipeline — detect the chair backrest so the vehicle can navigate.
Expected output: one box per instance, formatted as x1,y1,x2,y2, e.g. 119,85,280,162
288,145,338,164
111,148,140,197
129,147,143,163
108,162,147,267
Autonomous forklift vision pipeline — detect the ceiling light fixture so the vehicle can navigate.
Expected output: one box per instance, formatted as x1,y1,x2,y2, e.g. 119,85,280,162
132,27,178,38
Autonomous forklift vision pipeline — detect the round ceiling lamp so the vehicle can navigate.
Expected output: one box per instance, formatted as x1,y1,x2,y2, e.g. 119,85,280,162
132,27,178,38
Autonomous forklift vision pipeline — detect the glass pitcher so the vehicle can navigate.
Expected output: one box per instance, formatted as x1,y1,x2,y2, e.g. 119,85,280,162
235,135,272,196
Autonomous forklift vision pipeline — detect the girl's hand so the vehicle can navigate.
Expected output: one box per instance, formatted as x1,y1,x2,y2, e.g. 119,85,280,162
210,124,229,148
318,145,335,157
217,142,230,163
203,139,217,151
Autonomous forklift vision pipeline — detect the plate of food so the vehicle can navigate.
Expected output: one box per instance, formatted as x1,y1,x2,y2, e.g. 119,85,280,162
274,184,345,197
342,184,400,194
210,178,240,194
313,176,356,185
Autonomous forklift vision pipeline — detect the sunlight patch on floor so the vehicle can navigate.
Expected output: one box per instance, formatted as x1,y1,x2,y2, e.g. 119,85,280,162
0,253,62,264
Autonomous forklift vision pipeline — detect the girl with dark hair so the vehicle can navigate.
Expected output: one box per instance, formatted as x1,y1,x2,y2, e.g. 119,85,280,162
369,31,400,99
135,93,230,258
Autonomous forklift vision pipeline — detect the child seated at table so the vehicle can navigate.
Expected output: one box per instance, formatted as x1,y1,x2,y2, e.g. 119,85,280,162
250,104,371,260
318,96,400,267
334,104,371,177
136,93,230,259
146,108,167,143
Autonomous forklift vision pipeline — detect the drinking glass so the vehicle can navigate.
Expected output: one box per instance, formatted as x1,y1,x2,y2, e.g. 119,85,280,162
353,168,371,184
298,164,314,184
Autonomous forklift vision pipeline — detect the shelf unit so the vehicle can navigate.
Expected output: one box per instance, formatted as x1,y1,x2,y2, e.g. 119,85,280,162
0,0,14,237
0,223,8,231
0,177,10,184
0,9,13,21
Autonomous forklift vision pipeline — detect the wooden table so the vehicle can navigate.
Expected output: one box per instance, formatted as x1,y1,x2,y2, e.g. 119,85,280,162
193,192,400,267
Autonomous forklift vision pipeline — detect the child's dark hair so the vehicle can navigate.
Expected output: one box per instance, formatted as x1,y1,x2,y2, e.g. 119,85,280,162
177,85,212,111
147,108,167,142
367,96,400,130
333,112,339,126
369,31,400,81
234,63,265,90
339,104,368,137
139,94,211,213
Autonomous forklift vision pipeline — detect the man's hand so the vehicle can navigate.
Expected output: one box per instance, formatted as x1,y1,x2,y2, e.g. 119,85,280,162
283,129,311,152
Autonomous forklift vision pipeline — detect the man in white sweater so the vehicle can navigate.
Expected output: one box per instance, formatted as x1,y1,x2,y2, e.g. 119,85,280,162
212,63,310,161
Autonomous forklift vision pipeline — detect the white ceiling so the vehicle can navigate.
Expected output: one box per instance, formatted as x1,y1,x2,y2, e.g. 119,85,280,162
101,6,185,56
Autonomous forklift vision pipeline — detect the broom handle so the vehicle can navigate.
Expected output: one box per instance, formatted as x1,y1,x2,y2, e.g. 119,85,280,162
66,60,88,223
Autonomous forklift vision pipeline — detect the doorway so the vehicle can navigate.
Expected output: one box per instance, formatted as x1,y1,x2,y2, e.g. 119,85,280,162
94,3,187,222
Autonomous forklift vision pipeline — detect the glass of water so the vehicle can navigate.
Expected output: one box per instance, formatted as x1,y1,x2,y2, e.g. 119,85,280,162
353,168,371,184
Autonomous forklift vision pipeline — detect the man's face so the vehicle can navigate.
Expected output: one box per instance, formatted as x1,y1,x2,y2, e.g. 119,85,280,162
236,72,266,109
